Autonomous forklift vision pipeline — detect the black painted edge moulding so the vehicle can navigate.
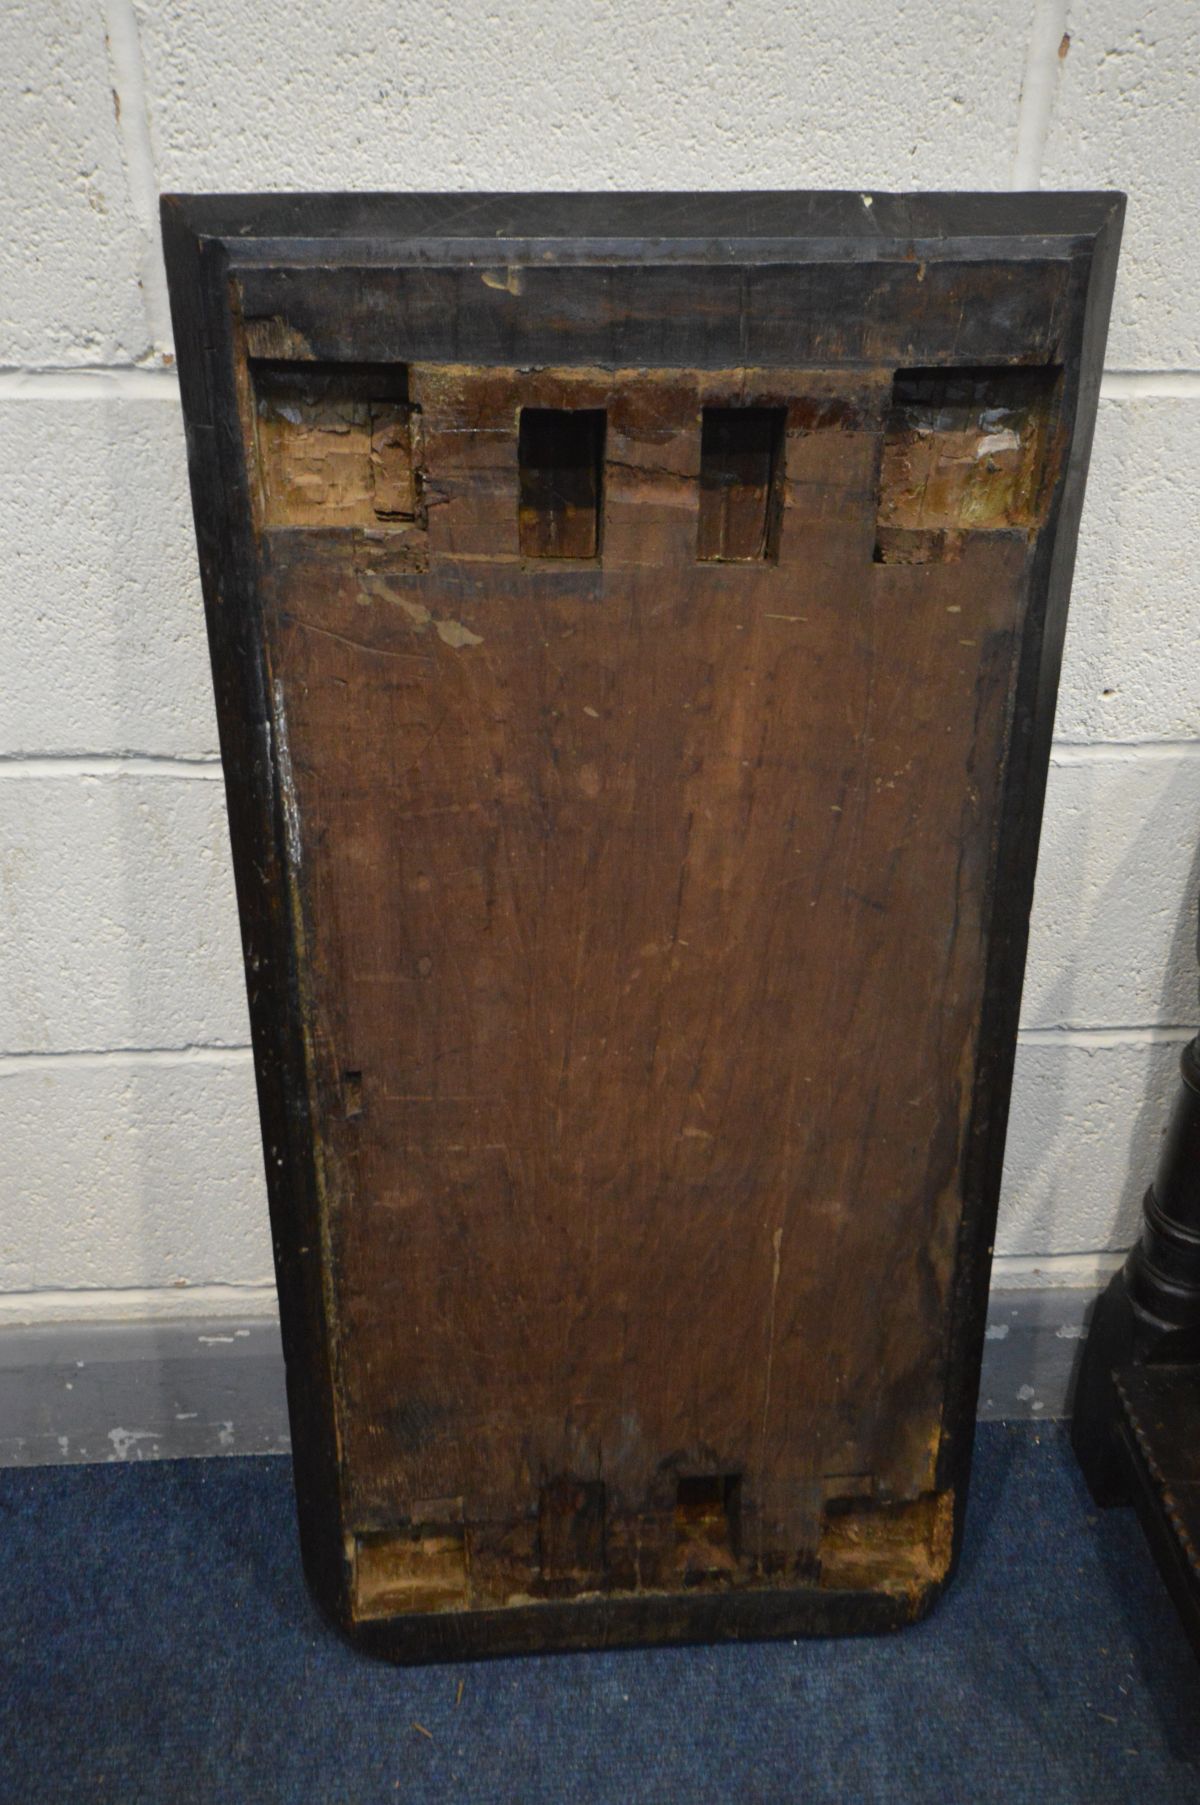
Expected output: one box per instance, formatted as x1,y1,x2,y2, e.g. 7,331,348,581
161,191,1124,1662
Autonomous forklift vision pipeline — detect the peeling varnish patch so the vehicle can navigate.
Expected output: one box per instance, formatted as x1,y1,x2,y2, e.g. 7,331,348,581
371,587,432,632
272,679,304,869
107,1427,157,1461
244,315,316,361
481,267,525,296
360,571,483,647
435,618,484,648
975,428,1021,459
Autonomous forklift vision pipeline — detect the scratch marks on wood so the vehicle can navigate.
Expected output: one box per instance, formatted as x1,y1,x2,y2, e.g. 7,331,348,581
359,572,483,648
758,1223,785,1554
271,679,303,870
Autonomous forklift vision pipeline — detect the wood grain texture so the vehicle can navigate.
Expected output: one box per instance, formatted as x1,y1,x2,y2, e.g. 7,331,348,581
161,191,1124,1659
264,365,1037,1604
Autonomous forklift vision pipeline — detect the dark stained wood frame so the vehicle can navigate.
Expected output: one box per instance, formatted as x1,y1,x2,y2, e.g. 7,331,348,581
161,191,1123,1661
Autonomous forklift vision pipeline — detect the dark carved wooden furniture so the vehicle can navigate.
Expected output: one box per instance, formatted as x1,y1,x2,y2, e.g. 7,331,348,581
163,191,1122,1661
1074,1036,1200,1659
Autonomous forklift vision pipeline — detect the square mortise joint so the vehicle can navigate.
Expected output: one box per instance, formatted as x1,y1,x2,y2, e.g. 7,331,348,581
538,1478,607,1583
874,365,1062,563
818,1490,954,1594
675,1473,741,1582
518,408,605,559
352,1520,468,1619
697,406,785,562
250,361,419,529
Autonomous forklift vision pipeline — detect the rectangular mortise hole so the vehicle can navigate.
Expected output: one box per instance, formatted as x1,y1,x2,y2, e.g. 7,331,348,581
697,407,786,562
341,1070,363,1119
538,1478,606,1581
675,1473,742,1580
518,408,605,559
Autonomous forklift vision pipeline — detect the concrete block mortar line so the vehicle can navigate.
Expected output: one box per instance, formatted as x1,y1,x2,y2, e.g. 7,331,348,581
0,366,180,399
1048,742,1200,766
1012,0,1070,189
1101,372,1200,401
0,1046,254,1076
1016,1026,1196,1049
0,1027,1190,1079
1,745,1198,782
2,370,1200,404
101,0,173,359
0,756,225,779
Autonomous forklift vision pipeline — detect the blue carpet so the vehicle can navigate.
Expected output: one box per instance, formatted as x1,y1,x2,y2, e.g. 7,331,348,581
0,1423,1197,1803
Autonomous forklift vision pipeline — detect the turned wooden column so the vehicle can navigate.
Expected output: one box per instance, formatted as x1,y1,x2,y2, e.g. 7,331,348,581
1074,1039,1200,1500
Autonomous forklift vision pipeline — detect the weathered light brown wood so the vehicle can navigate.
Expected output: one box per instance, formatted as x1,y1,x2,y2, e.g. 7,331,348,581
875,366,1063,564
251,363,417,530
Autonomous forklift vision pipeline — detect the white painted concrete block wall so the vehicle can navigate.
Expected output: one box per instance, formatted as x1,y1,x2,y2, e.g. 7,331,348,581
1,0,1197,1325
